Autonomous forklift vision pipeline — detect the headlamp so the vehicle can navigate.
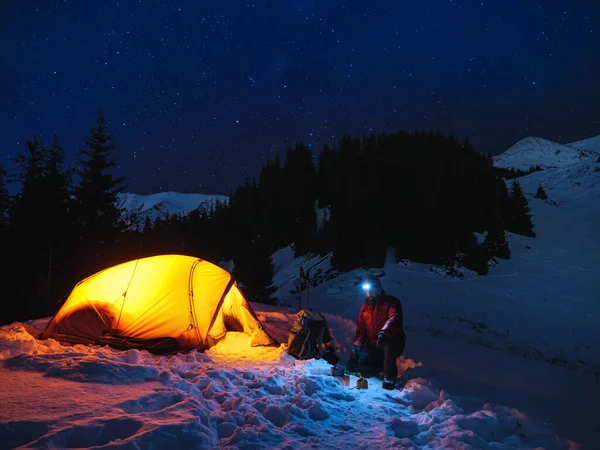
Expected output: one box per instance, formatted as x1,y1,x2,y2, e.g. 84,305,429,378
362,282,371,291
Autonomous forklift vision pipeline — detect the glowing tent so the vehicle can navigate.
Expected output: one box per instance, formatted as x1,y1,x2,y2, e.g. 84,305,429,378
41,255,277,353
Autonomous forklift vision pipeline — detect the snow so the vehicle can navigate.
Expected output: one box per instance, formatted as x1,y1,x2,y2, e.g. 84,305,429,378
1,136,600,448
493,136,597,170
117,191,229,223
568,135,600,154
0,322,582,449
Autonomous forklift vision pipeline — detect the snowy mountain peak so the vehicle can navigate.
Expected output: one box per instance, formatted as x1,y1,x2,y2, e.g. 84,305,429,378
493,136,595,171
118,191,229,223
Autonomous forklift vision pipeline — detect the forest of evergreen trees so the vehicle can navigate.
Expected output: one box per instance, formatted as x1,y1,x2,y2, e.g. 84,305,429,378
0,113,536,325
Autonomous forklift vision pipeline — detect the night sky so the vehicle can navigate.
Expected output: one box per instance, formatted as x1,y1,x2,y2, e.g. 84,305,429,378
2,1,599,195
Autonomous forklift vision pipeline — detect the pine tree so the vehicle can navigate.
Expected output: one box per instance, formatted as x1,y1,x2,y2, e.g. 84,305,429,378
328,137,364,270
483,221,511,260
0,163,8,230
43,135,73,237
143,215,153,232
282,144,318,257
233,240,277,305
7,136,75,319
506,179,535,237
73,111,125,276
0,164,9,307
257,156,285,253
534,185,548,201
39,135,75,306
456,225,489,275
9,137,47,234
460,233,489,275
7,137,49,321
74,111,124,228
316,144,337,209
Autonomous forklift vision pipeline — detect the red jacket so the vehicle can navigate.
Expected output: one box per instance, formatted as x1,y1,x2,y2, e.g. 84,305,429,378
352,293,404,347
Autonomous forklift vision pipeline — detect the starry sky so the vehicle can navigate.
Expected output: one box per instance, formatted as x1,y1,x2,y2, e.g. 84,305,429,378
2,1,599,195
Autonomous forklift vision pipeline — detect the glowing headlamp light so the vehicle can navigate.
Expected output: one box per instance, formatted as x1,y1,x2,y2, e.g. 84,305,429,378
362,282,371,291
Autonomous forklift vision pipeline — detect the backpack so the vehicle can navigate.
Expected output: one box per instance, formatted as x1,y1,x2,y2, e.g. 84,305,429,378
286,309,333,360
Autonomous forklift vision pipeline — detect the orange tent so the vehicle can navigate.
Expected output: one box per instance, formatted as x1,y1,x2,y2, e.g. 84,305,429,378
41,255,277,352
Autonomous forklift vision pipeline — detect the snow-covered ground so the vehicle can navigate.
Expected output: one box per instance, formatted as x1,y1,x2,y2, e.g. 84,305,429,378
1,135,599,448
0,315,586,449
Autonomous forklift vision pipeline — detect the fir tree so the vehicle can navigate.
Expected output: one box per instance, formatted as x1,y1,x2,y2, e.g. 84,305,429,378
534,185,548,201
39,135,76,306
461,235,489,275
316,144,337,209
483,219,511,260
233,240,277,305
456,225,489,275
74,111,124,229
143,215,153,232
73,111,125,276
9,136,47,234
0,164,8,230
256,156,285,253
8,136,76,319
0,164,9,304
43,135,73,237
282,144,318,257
506,179,535,237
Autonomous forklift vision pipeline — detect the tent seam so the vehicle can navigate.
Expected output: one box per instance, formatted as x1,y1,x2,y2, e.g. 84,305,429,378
189,259,202,345
204,274,234,349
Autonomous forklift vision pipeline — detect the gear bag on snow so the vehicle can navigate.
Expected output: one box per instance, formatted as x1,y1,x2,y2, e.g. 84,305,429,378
286,265,339,364
287,309,333,360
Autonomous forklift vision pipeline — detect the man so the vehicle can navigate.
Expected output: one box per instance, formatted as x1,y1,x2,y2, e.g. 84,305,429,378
346,276,406,390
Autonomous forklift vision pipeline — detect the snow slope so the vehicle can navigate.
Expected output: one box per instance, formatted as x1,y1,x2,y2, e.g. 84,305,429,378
568,135,600,154
117,191,228,223
273,151,600,376
493,136,596,170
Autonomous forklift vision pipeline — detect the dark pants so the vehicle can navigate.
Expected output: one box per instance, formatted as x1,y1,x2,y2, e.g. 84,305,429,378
346,339,404,379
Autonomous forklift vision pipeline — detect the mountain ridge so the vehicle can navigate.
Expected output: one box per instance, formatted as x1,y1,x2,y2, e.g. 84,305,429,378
118,191,228,223
493,135,598,171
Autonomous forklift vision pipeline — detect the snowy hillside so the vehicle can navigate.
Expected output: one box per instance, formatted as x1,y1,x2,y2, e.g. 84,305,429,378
492,136,596,170
568,134,600,154
1,137,599,448
117,191,228,223
271,149,600,378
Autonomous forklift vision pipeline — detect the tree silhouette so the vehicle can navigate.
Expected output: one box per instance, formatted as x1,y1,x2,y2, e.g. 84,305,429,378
506,179,535,237
0,164,9,230
281,144,318,257
233,240,277,304
483,223,511,260
0,164,9,310
534,185,548,201
39,135,75,306
72,111,126,277
6,135,75,319
256,156,285,253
